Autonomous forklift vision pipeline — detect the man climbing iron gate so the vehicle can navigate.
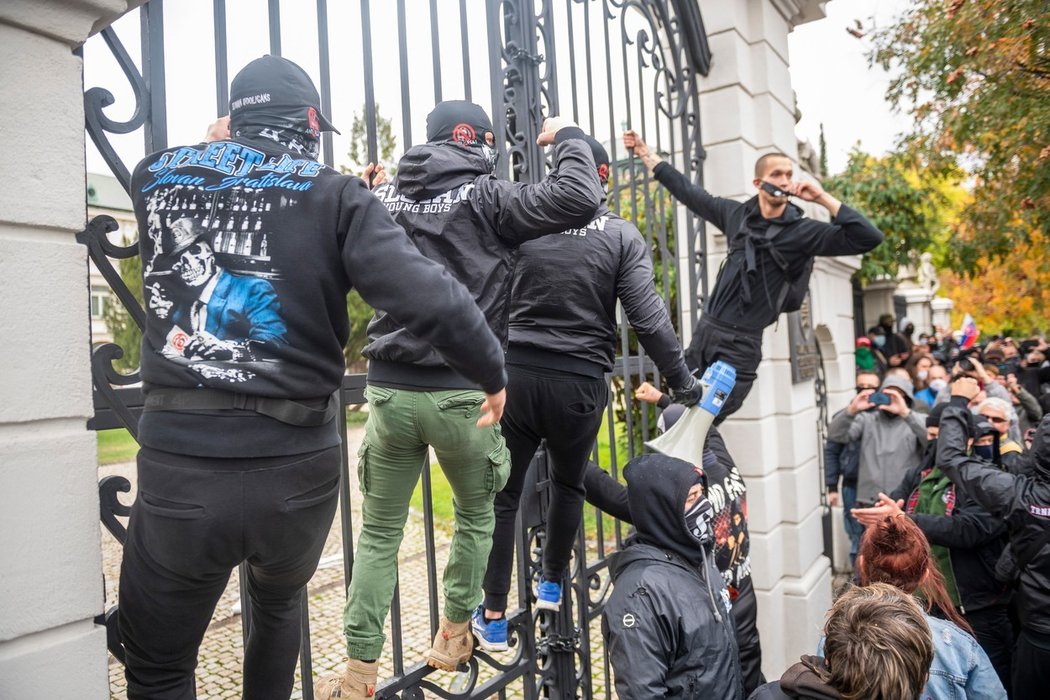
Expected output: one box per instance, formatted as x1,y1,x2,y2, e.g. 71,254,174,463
81,1,711,697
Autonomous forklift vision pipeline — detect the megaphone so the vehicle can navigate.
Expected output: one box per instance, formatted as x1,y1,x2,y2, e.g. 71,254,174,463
644,361,736,463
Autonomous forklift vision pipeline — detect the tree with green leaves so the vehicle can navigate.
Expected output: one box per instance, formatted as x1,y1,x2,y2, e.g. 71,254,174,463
824,150,955,284
101,240,143,374
869,0,1048,272
340,106,398,367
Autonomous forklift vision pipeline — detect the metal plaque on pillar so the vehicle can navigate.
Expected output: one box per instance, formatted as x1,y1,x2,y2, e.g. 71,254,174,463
788,295,818,384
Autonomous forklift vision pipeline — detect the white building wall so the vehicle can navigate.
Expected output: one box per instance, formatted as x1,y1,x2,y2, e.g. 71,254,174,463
697,0,849,679
0,1,141,697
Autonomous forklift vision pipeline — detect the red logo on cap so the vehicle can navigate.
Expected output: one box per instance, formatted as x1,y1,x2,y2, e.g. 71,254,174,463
451,123,477,147
307,106,320,133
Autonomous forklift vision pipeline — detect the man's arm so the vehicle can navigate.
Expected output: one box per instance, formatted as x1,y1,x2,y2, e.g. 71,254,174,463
583,462,633,523
482,121,602,245
788,179,884,257
828,394,872,443
338,177,507,398
615,223,693,391
937,380,1023,520
824,438,845,496
912,506,1007,550
622,130,738,231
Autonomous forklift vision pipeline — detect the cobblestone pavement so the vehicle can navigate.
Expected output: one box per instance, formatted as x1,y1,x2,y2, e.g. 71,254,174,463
100,425,614,699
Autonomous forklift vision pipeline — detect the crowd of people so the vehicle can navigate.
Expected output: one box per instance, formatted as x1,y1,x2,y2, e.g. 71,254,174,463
113,54,1050,700
824,326,1050,699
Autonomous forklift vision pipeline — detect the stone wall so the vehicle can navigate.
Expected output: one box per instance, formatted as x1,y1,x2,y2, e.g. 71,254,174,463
0,1,141,697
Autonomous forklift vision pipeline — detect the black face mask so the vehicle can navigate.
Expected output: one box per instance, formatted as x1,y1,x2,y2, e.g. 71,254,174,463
232,103,321,160
974,444,995,461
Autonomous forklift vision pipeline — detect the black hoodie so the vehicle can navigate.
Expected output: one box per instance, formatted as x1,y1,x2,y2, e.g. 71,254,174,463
939,405,1050,634
130,134,503,457
602,454,743,699
651,163,884,331
363,128,603,391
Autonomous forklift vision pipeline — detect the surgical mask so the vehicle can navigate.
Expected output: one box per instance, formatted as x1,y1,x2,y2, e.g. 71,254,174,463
684,495,714,548
873,335,886,349
929,378,948,394
974,444,995,461
917,369,929,381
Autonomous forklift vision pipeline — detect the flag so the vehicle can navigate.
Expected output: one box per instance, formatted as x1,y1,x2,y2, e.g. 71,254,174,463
960,313,979,349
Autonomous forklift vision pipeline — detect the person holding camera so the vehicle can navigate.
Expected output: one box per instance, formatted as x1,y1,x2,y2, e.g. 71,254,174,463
939,378,1050,700
621,131,884,421
827,375,927,510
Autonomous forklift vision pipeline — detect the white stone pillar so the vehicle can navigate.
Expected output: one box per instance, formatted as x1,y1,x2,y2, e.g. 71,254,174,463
862,278,898,329
0,2,140,696
931,296,954,333
696,0,834,679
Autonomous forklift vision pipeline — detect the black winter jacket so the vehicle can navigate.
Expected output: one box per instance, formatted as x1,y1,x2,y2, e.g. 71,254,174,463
364,128,602,391
939,402,1050,634
131,136,503,458
507,204,692,388
889,455,1010,614
603,544,742,700
652,163,884,330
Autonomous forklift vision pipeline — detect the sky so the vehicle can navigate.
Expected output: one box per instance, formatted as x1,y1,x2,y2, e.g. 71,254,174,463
84,0,916,179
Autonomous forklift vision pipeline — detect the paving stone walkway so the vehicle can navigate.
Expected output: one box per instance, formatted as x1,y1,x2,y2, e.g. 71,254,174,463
99,425,613,699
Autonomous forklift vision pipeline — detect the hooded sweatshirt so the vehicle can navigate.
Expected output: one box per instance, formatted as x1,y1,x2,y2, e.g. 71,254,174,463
748,657,841,700
601,454,743,699
651,163,884,331
939,407,1050,634
363,128,603,391
130,132,504,458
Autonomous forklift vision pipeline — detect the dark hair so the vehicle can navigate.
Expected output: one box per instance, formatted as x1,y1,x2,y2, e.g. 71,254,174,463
857,515,973,635
754,152,792,178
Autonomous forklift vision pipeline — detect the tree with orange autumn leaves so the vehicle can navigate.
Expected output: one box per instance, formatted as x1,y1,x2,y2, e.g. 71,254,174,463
831,1,1048,335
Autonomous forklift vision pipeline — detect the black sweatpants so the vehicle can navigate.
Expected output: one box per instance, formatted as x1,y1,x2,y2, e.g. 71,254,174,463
482,365,608,613
686,315,763,423
119,445,342,700
965,605,1014,695
581,462,766,694
1013,628,1050,700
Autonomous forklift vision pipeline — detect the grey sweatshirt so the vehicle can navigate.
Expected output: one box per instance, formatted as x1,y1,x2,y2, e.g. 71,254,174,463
828,408,928,504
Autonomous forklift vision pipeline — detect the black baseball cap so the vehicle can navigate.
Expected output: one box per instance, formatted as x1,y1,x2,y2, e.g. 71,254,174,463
229,55,340,134
584,136,610,182
426,100,493,145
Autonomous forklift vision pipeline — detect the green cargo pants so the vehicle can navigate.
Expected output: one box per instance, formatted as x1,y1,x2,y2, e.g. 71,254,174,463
342,385,510,660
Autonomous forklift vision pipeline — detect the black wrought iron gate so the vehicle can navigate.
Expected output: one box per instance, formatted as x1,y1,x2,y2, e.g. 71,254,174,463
81,1,710,697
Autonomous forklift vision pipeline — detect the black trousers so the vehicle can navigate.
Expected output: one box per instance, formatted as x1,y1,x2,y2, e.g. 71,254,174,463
685,315,763,423
482,365,608,612
1013,627,1050,700
119,445,342,700
966,605,1014,696
581,462,765,694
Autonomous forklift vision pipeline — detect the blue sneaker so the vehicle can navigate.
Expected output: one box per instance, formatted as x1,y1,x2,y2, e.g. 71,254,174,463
532,577,562,612
471,606,509,651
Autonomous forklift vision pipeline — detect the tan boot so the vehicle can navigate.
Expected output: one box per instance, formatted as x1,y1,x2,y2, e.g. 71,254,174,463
424,616,474,671
313,658,378,700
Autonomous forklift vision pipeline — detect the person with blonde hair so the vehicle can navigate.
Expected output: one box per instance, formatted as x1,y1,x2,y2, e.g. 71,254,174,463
750,583,933,700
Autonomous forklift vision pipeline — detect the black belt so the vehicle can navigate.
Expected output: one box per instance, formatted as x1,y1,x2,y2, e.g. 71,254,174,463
144,389,339,427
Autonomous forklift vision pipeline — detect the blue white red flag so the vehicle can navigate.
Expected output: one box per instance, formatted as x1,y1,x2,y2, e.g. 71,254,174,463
960,313,979,349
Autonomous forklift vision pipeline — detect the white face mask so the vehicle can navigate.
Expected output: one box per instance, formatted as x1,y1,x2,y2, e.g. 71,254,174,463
929,378,948,394
917,369,929,381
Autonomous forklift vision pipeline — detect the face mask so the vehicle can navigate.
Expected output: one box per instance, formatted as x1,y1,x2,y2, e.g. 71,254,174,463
929,378,948,394
974,444,995,461
917,370,929,381
873,335,886,349
684,495,714,548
